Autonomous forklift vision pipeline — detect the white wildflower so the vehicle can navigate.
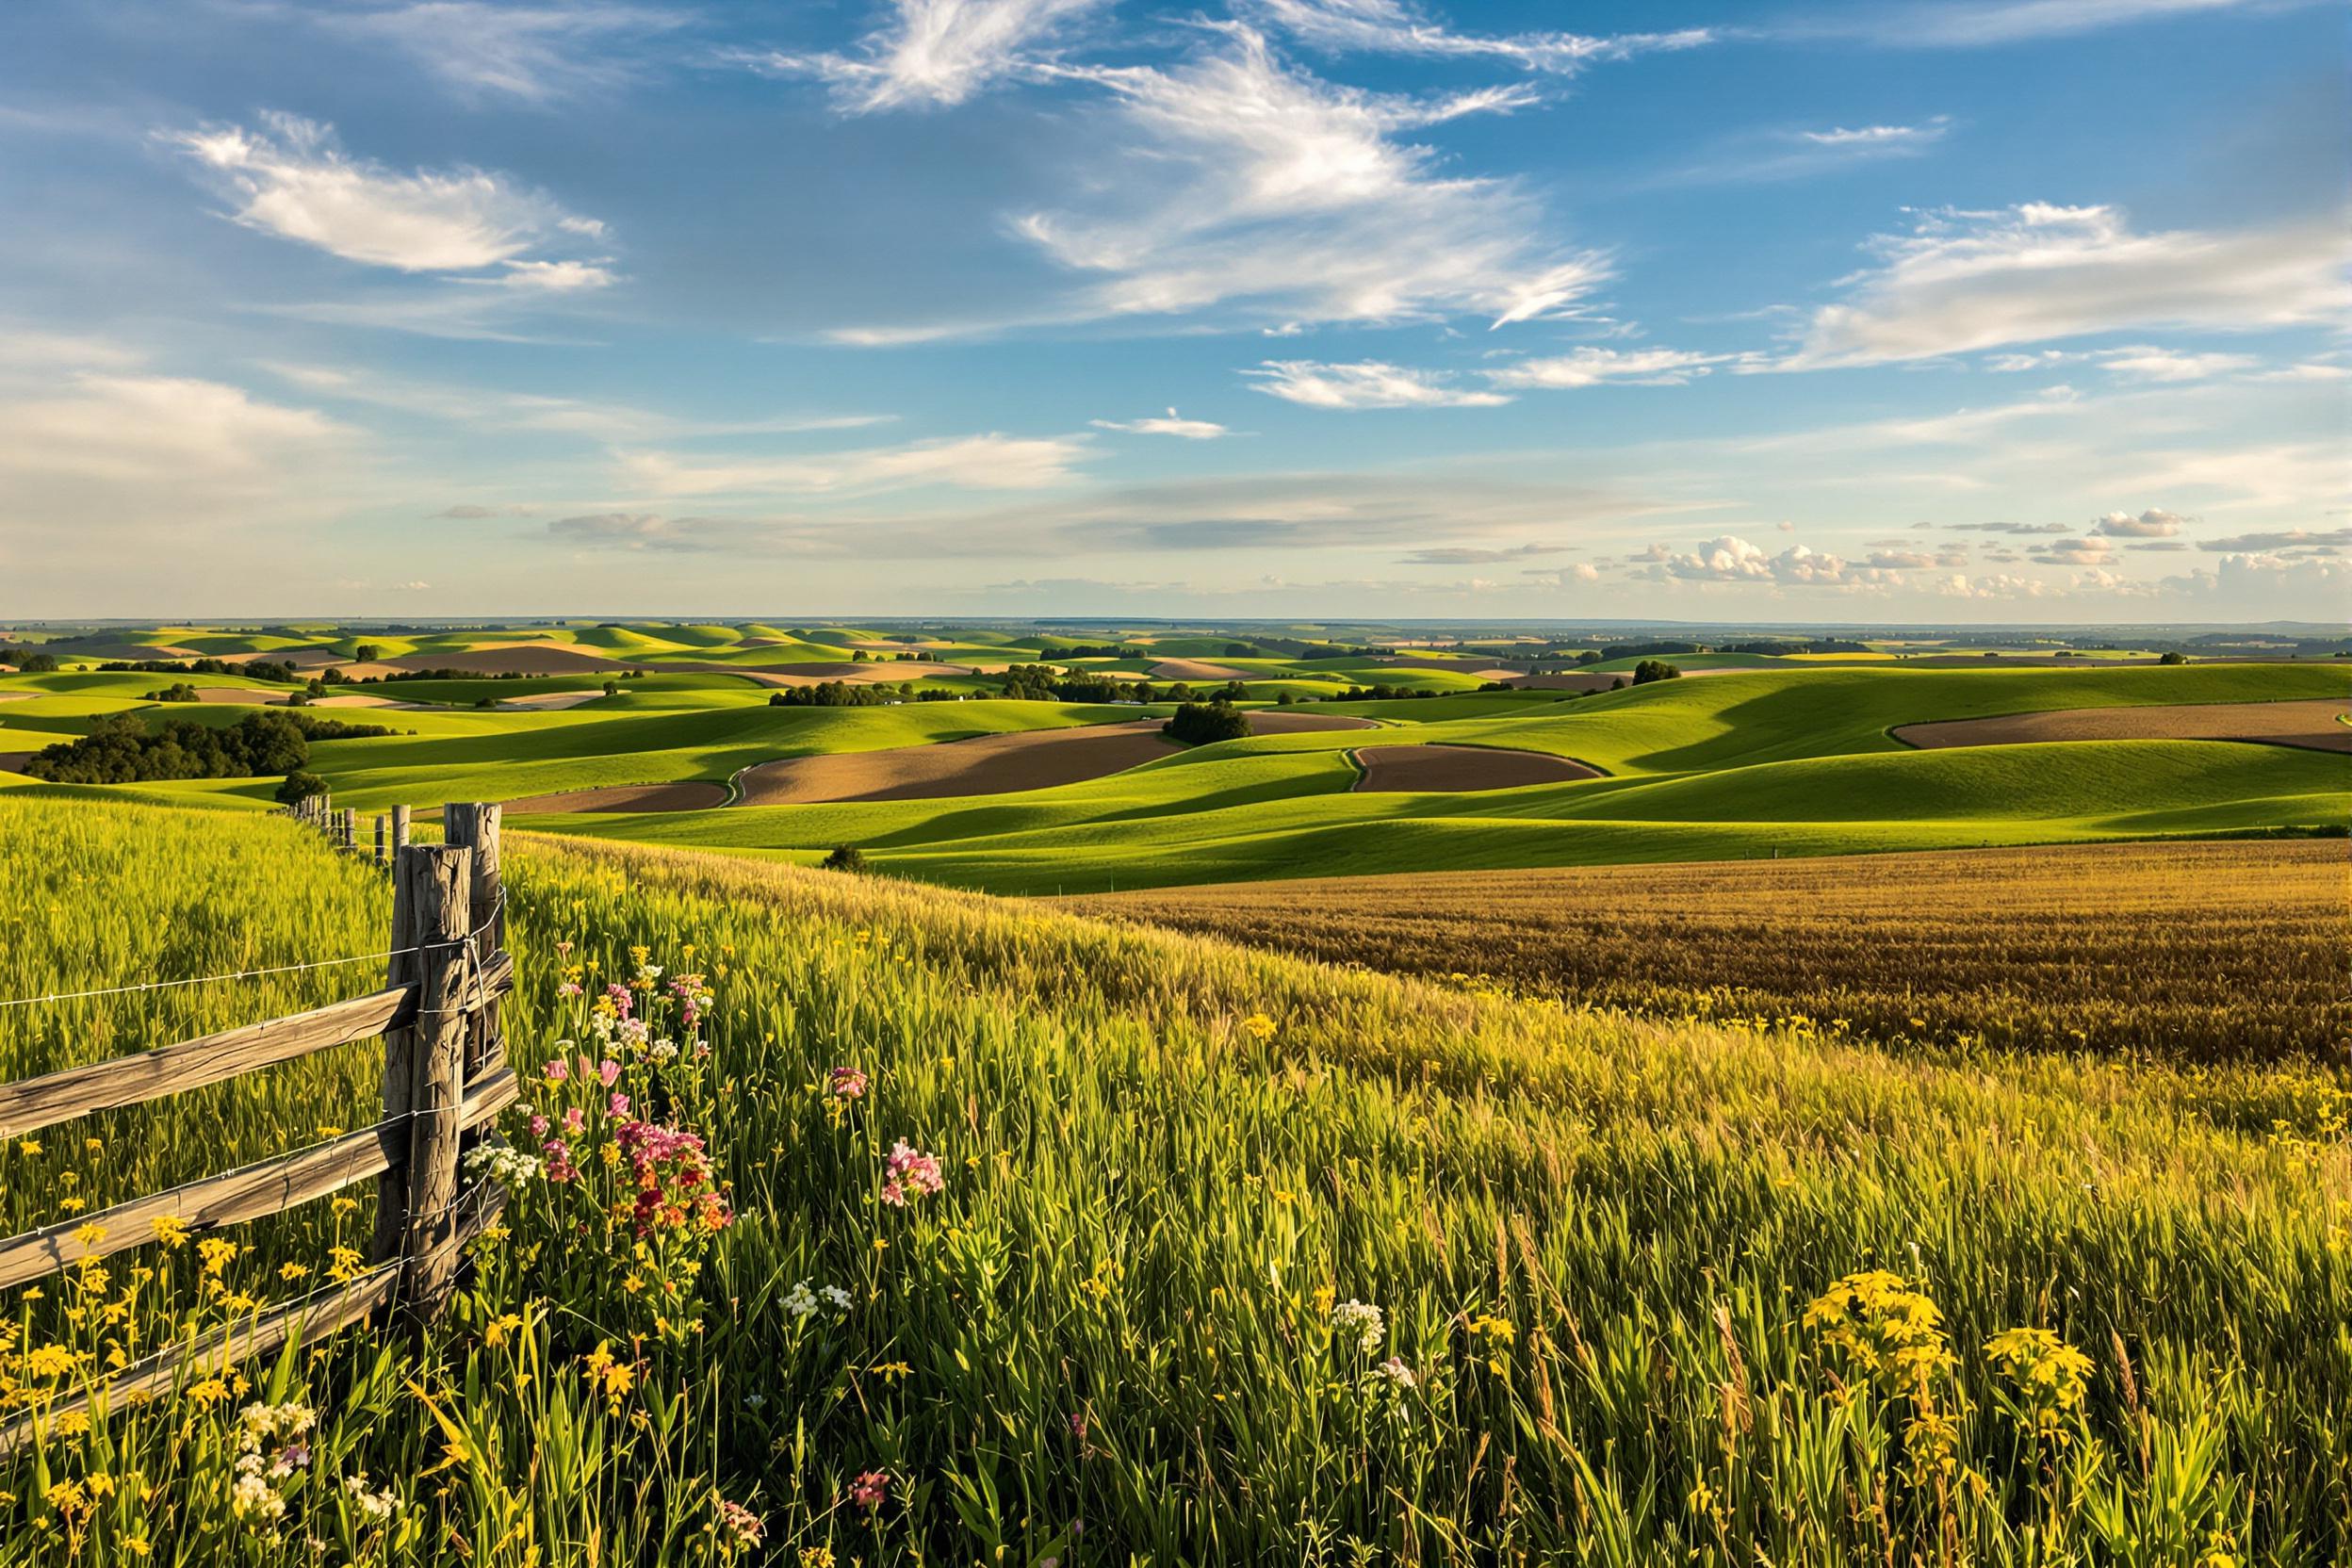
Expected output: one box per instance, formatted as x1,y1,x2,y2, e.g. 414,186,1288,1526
1332,1298,1385,1355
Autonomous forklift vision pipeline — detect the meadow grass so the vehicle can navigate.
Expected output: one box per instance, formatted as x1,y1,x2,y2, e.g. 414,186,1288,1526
0,798,2344,1562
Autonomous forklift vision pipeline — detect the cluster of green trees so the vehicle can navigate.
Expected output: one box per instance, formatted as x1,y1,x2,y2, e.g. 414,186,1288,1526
24,710,396,785
769,680,958,708
769,681,900,708
999,663,1250,705
1721,638,1873,656
1630,660,1683,685
1162,699,1250,744
98,657,302,682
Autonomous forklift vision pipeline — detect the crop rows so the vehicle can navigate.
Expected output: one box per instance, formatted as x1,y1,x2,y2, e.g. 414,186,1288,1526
1066,840,2351,1062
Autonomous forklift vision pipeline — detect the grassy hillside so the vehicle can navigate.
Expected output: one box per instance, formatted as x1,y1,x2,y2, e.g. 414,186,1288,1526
0,799,2342,1561
6,660,2343,895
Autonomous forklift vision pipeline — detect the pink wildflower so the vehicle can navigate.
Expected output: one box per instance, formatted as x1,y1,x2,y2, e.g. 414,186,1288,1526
828,1067,870,1100
712,1496,762,1548
543,1059,571,1083
880,1140,944,1206
851,1470,890,1511
598,1059,623,1088
610,1092,631,1119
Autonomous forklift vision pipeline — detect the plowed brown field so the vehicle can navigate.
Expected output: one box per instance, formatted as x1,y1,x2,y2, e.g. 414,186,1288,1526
1895,697,2350,752
1352,743,1599,791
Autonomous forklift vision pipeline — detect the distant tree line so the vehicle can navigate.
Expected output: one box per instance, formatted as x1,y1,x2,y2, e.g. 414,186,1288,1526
998,663,1251,706
99,657,303,682
769,680,960,707
24,710,399,785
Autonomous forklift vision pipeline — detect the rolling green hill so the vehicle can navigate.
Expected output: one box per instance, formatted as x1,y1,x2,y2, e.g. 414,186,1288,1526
5,633,2343,892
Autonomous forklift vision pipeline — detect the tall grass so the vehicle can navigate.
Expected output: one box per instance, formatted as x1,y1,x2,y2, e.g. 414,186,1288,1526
0,799,2344,1563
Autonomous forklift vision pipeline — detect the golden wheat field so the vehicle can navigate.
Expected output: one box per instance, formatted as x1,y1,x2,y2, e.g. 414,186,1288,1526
1064,840,2352,1062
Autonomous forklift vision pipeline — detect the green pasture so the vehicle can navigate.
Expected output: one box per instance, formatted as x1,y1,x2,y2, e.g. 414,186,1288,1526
3,652,2342,893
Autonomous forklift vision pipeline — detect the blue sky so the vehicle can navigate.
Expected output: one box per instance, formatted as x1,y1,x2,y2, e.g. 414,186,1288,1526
0,0,2344,620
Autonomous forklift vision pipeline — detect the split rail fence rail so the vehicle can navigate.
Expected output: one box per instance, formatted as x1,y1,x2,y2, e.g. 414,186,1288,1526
0,799,516,1442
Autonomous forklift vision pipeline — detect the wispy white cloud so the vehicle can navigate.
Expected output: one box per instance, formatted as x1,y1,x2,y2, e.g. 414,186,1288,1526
729,0,1105,112
0,336,358,572
1796,122,1946,148
2093,346,2260,382
259,361,893,442
2090,507,2186,537
1397,542,1573,564
826,27,1608,338
1983,343,2275,383
1245,359,1511,409
1485,346,1730,389
615,432,1090,498
161,111,612,282
2029,534,2116,565
1856,0,2302,47
1625,533,1901,588
318,3,682,104
1241,0,1713,73
2196,525,2352,552
1665,116,1951,185
1090,408,1230,438
1784,203,2347,368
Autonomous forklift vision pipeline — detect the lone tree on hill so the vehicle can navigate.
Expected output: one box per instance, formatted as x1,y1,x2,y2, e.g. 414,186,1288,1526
821,845,871,874
1631,660,1683,686
275,770,328,806
1164,699,1250,745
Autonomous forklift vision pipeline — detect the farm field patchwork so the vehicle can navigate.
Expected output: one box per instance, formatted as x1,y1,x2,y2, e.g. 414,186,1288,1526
6,642,2344,900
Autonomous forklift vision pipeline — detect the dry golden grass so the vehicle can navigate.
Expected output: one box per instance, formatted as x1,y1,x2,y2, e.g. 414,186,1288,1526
1066,839,2351,1061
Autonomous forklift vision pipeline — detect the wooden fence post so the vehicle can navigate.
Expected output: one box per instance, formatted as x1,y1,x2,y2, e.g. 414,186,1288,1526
342,808,357,854
392,804,411,853
374,813,387,867
443,806,505,1155
370,847,422,1266
388,843,470,1325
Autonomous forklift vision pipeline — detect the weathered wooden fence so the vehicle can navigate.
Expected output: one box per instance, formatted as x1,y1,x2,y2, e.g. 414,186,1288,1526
0,801,514,1439
288,790,414,869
